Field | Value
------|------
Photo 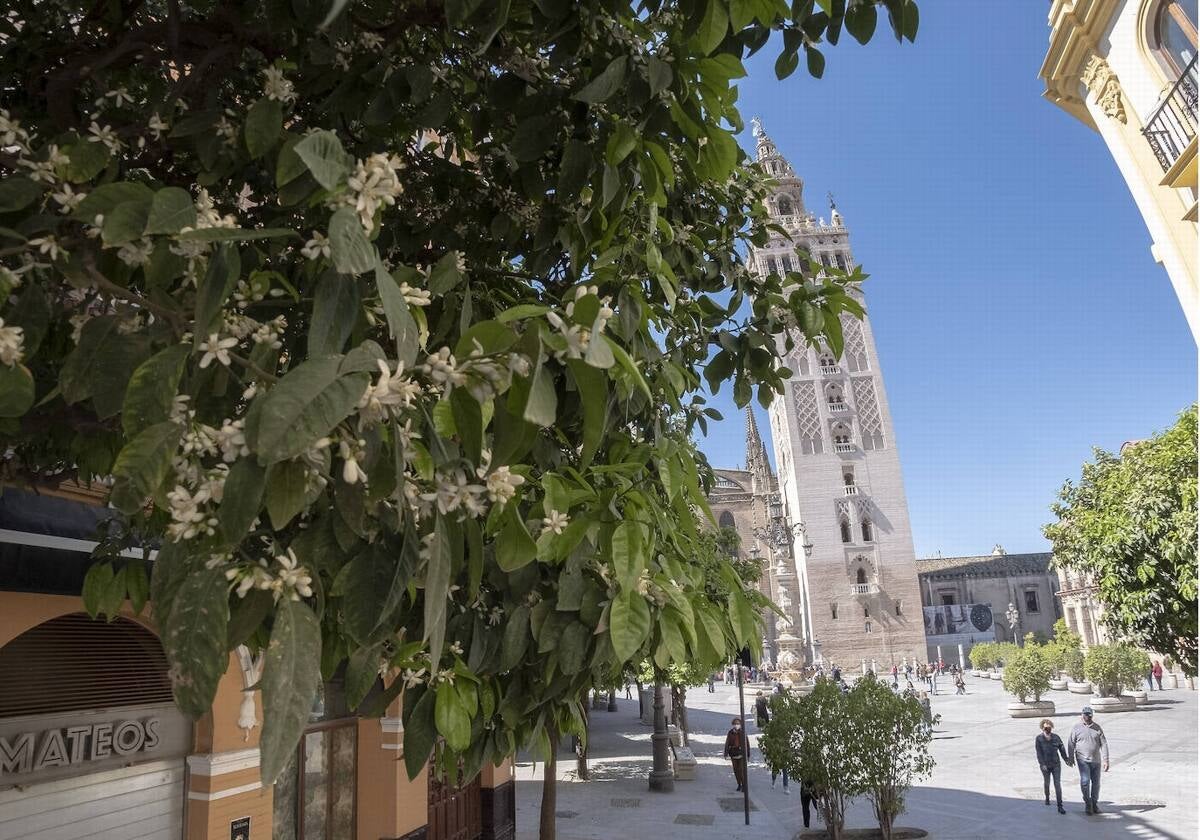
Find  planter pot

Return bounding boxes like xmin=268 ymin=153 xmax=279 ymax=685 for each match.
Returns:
xmin=1049 ymin=678 xmax=1068 ymax=691
xmin=989 ymin=671 xmax=1003 ymax=681
xmin=1067 ymin=681 xmax=1093 ymax=694
xmin=1127 ymin=690 xmax=1148 ymax=705
xmin=1187 ymin=676 xmax=1196 ymax=691
xmin=1166 ymin=673 xmax=1179 ymax=689
xmin=1090 ymin=695 xmax=1134 ymax=713
xmin=1007 ymin=700 xmax=1055 ymax=718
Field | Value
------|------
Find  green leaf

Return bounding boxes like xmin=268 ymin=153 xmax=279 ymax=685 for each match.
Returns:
xmin=435 ymin=680 xmax=471 ymax=751
xmin=247 ymin=356 xmax=369 ymax=464
xmin=694 ymin=2 xmax=729 ymax=54
xmin=573 ymin=56 xmax=628 ymax=104
xmin=244 ymin=98 xmax=284 ymax=159
xmin=610 ymin=591 xmax=651 ymax=662
xmin=176 ymin=227 xmax=298 ymax=242
xmin=161 ymin=569 xmax=230 ymax=717
xmin=109 ymin=422 xmax=183 ymax=514
xmin=558 ymin=621 xmax=590 ymax=675
xmin=730 ymin=589 xmax=759 ymax=646
xmin=697 ymin=607 xmax=728 ymax=661
xmin=335 ymin=548 xmax=408 ymax=644
xmin=566 ymin=360 xmax=606 ymax=469
xmin=145 ymin=187 xmax=197 ymax=236
xmin=423 ymin=517 xmax=452 ymax=668
xmin=260 ymin=600 xmax=323 ymax=785
xmin=844 ymin=2 xmax=877 ymax=44
xmin=497 ymin=511 xmax=537 ymax=572
xmin=428 ymin=251 xmax=464 ymax=296
xmin=647 ymin=57 xmax=673 ymax=95
xmin=774 ymin=48 xmax=800 ymax=80
xmin=309 ymin=271 xmax=361 ymax=356
xmin=101 ymin=199 xmax=152 ymax=246
xmin=125 ymin=562 xmax=150 ymax=616
xmin=63 ymin=140 xmax=110 ymax=183
xmin=227 ymin=589 xmax=273 ymax=649
xmin=455 ymin=320 xmax=516 ymax=359
xmin=329 ymin=207 xmax=376 ymax=274
xmin=806 ymin=45 xmax=826 ymax=78
xmin=265 ymin=460 xmax=310 ymax=529
xmin=499 ymin=604 xmax=531 ymax=671
xmin=450 ymin=389 xmax=483 ymax=463
xmin=219 ymin=458 xmax=267 ymax=545
xmin=293 ymin=130 xmax=352 ymax=191
xmin=403 ymin=687 xmax=437 ymax=779
xmin=194 ymin=244 xmax=241 ymax=340
xmin=7 ymin=284 xmax=50 ymax=358
xmin=82 ymin=563 xmax=115 ymax=619
xmin=375 ymin=265 xmax=421 ymax=366
xmin=345 ymin=643 xmax=382 ymax=711
xmin=0 ymin=176 xmax=42 ymax=212
xmin=122 ymin=345 xmax=189 ymax=437
xmin=523 ymin=362 xmax=557 ymax=427
xmin=606 ymin=338 xmax=652 ymax=400
xmin=73 ymin=182 xmax=154 ymax=222
xmin=60 ymin=315 xmax=150 ymax=419
xmin=0 ymin=364 xmax=34 ymax=418
xmin=611 ymin=521 xmax=644 ymax=590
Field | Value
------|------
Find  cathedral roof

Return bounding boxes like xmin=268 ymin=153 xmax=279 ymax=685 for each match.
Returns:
xmin=916 ymin=552 xmax=1055 ymax=578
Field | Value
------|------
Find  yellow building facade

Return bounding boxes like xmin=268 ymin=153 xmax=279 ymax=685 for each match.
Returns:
xmin=1041 ymin=0 xmax=1198 ymax=339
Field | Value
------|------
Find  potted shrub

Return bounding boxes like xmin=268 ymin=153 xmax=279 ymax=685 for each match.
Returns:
xmin=1002 ymin=645 xmax=1055 ymax=717
xmin=1120 ymin=646 xmax=1152 ymax=705
xmin=991 ymin=642 xmax=1018 ymax=679
xmin=1061 ymin=646 xmax=1091 ymax=694
xmin=1044 ymin=642 xmax=1068 ymax=690
xmin=968 ymin=642 xmax=994 ymax=677
xmin=1083 ymin=644 xmax=1142 ymax=712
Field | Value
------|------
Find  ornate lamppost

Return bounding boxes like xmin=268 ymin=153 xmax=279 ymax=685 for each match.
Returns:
xmin=753 ymin=493 xmax=814 ymax=662
xmin=1006 ymin=602 xmax=1021 ymax=646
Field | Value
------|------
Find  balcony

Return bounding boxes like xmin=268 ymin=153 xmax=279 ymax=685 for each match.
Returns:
xmin=1143 ymin=56 xmax=1197 ymax=174
xmin=820 ymin=365 xmax=841 ymax=376
xmin=850 ymin=583 xmax=879 ymax=595
xmin=828 ymin=402 xmax=849 ymax=413
xmin=843 ymin=486 xmax=858 ymax=496
xmin=834 ymin=443 xmax=856 ymax=453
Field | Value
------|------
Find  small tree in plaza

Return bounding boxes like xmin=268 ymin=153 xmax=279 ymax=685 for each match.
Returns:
xmin=849 ymin=675 xmax=936 ymax=840
xmin=1061 ymin=646 xmax=1087 ymax=683
xmin=1085 ymin=644 xmax=1151 ymax=697
xmin=760 ymin=680 xmax=858 ymax=840
xmin=993 ymin=642 xmax=1020 ymax=669
xmin=968 ymin=641 xmax=996 ymax=671
xmin=1002 ymin=644 xmax=1053 ymax=703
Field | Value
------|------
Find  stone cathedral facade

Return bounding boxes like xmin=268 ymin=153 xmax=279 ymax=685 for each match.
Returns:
xmin=736 ymin=119 xmax=926 ymax=670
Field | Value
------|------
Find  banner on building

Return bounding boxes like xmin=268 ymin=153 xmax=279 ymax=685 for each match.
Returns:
xmin=922 ymin=603 xmax=996 ymax=645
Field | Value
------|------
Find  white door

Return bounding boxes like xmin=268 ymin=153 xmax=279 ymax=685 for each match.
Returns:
xmin=0 ymin=759 xmax=184 ymax=840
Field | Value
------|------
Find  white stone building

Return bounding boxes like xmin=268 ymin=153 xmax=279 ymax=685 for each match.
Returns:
xmin=1040 ymin=0 xmax=1198 ymax=340
xmin=747 ymin=120 xmax=927 ymax=671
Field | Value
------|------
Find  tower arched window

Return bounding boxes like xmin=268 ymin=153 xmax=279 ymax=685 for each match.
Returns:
xmin=831 ymin=422 xmax=852 ymax=446
xmin=861 ymin=519 xmax=873 ymax=542
xmin=719 ymin=510 xmax=736 ymax=530
xmin=1152 ymin=0 xmax=1197 ymax=77
xmin=840 ymin=518 xmax=852 ymax=544
xmin=826 ymin=383 xmax=845 ymax=409
xmin=842 ymin=469 xmax=855 ymax=487
xmin=777 ymin=197 xmax=793 ymax=216
xmin=856 ymin=567 xmax=867 ymax=585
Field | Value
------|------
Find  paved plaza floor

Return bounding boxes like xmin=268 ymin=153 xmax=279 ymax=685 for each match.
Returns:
xmin=514 ymin=674 xmax=1198 ymax=839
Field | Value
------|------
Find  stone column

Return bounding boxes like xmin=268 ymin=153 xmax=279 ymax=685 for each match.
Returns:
xmin=957 ymin=644 xmax=965 ymax=670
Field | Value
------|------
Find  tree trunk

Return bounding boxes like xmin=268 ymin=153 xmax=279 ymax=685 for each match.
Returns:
xmin=539 ymin=726 xmax=559 ymax=840
xmin=673 ymin=685 xmax=690 ymax=745
xmin=636 ymin=679 xmax=644 ymax=718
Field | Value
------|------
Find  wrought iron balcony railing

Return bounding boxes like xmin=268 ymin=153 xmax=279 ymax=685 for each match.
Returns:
xmin=1143 ymin=56 xmax=1197 ymax=173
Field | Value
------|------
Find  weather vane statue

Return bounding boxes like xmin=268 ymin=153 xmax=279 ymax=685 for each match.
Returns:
xmin=751 ymin=116 xmax=764 ymax=137
xmin=828 ymin=190 xmax=837 ymax=210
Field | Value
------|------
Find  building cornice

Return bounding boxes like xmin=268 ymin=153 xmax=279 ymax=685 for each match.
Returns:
xmin=1039 ymin=0 xmax=1122 ymax=130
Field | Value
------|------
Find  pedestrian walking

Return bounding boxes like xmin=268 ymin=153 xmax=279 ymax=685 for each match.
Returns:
xmin=1147 ymin=665 xmax=1155 ymax=692
xmin=758 ymin=735 xmax=790 ymax=793
xmin=1066 ymin=705 xmax=1110 ymax=815
xmin=891 ymin=664 xmax=899 ymax=682
xmin=1153 ymin=660 xmax=1164 ymax=691
xmin=930 ymin=669 xmax=938 ymax=695
xmin=918 ymin=691 xmax=933 ymax=733
xmin=954 ymin=673 xmax=966 ymax=695
xmin=722 ymin=717 xmax=748 ymax=792
xmin=755 ymin=691 xmax=770 ymax=728
xmin=624 ymin=682 xmax=632 ymax=700
xmin=1035 ymin=718 xmax=1071 ymax=814
xmin=799 ymin=775 xmax=819 ymax=829
xmin=708 ymin=673 xmax=716 ymax=693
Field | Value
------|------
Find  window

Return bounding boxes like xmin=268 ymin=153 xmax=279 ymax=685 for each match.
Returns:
xmin=1154 ymin=0 xmax=1198 ymax=77
xmin=861 ymin=519 xmax=873 ymax=542
xmin=842 ymin=470 xmax=854 ymax=487
xmin=766 ymin=256 xmax=778 ymax=275
xmin=895 ymin=601 xmax=902 ymax=616
xmin=863 ymin=605 xmax=870 ymax=618
xmin=777 ymin=197 xmax=793 ymax=215
xmin=856 ymin=567 xmax=868 ymax=585
xmin=840 ymin=518 xmax=852 ymax=543
xmin=820 ymin=253 xmax=831 ymax=267
xmin=831 ymin=603 xmax=839 ymax=620
xmin=1024 ymin=589 xmax=1040 ymax=614
xmin=834 ymin=253 xmax=847 ymax=270
xmin=940 ymin=593 xmax=956 ymax=606
xmin=865 ymin=621 xmax=872 ymax=633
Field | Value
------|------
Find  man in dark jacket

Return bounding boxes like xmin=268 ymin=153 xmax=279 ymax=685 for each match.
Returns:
xmin=723 ymin=717 xmax=748 ymax=792
xmin=1035 ymin=718 xmax=1071 ymax=814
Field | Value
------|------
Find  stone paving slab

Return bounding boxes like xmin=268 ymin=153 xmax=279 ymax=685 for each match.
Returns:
xmin=515 ymin=676 xmax=1198 ymax=840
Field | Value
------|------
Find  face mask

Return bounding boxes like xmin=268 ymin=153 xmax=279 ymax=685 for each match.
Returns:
xmin=1043 ymin=728 xmax=1051 ymax=734
xmin=733 ymin=723 xmax=741 ymax=729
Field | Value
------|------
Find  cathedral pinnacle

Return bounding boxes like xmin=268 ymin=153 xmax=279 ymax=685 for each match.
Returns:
xmin=744 ymin=409 xmax=773 ymax=485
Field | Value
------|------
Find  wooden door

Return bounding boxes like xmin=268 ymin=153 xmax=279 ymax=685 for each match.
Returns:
xmin=427 ymin=764 xmax=481 ymax=840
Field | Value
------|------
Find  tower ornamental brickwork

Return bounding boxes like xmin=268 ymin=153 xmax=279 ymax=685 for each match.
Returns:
xmin=750 ymin=118 xmax=926 ymax=670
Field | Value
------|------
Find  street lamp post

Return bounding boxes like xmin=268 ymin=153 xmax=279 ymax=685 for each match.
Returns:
xmin=1006 ymin=602 xmax=1021 ymax=646
xmin=753 ymin=493 xmax=815 ymax=661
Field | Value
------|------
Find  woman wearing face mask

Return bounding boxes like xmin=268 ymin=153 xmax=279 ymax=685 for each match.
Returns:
xmin=1035 ymin=718 xmax=1071 ymax=814
xmin=723 ymin=717 xmax=748 ymax=792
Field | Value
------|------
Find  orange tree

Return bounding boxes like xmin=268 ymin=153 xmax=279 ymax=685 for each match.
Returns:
xmin=0 ymin=0 xmax=918 ymax=806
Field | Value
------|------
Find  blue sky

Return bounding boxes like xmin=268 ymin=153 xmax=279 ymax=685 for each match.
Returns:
xmin=694 ymin=4 xmax=1197 ymax=558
